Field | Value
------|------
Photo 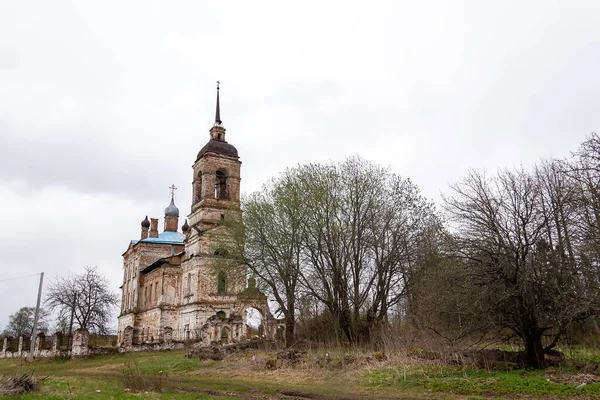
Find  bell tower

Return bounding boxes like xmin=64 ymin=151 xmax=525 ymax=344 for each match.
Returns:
xmin=188 ymin=82 xmax=241 ymax=232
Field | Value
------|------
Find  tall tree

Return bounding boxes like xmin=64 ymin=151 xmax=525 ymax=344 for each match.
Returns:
xmin=296 ymin=157 xmax=438 ymax=343
xmin=224 ymin=157 xmax=439 ymax=346
xmin=227 ymin=169 xmax=305 ymax=347
xmin=45 ymin=266 xmax=119 ymax=335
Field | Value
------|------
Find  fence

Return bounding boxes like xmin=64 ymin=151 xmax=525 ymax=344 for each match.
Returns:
xmin=57 ymin=333 xmax=72 ymax=351
xmin=6 ymin=337 xmax=19 ymax=352
xmin=89 ymin=334 xmax=117 ymax=348
xmin=40 ymin=335 xmax=54 ymax=350
xmin=0 ymin=330 xmax=117 ymax=359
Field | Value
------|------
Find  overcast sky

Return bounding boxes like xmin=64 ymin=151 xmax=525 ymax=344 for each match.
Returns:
xmin=1 ymin=0 xmax=599 ymax=331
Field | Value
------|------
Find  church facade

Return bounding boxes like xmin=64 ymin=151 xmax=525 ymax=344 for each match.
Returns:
xmin=117 ymin=87 xmax=282 ymax=349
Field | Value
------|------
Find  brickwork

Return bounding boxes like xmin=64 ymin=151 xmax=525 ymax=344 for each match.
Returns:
xmin=164 ymin=215 xmax=178 ymax=232
xmin=149 ymin=218 xmax=159 ymax=238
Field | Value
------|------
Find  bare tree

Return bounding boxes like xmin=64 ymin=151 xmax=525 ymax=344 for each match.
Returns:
xmin=568 ymin=133 xmax=600 ymax=268
xmin=45 ymin=266 xmax=119 ymax=335
xmin=444 ymin=167 xmax=600 ymax=368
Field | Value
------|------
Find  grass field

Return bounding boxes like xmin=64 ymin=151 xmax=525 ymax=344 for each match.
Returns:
xmin=1 ymin=348 xmax=600 ymax=399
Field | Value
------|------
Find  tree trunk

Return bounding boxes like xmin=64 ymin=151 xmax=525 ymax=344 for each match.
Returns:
xmin=523 ymin=330 xmax=545 ymax=369
xmin=284 ymin=315 xmax=295 ymax=348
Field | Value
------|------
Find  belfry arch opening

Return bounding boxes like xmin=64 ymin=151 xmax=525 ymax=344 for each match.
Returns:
xmin=215 ymin=169 xmax=228 ymax=199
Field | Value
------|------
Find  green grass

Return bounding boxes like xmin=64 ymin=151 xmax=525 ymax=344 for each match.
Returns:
xmin=363 ymin=365 xmax=600 ymax=397
xmin=0 ymin=352 xmax=252 ymax=399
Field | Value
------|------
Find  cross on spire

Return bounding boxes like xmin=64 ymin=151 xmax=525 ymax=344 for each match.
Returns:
xmin=169 ymin=184 xmax=177 ymax=198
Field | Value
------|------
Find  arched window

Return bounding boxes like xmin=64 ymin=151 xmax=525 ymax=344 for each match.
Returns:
xmin=217 ymin=271 xmax=227 ymax=295
xmin=215 ymin=170 xmax=228 ymax=199
xmin=194 ymin=172 xmax=203 ymax=203
xmin=187 ymin=273 xmax=192 ymax=294
xmin=221 ymin=327 xmax=229 ymax=342
xmin=216 ymin=311 xmax=226 ymax=319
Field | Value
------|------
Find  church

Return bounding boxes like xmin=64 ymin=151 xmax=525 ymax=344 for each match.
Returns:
xmin=117 ymin=85 xmax=283 ymax=349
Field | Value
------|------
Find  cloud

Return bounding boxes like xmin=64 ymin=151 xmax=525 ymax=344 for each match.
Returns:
xmin=1 ymin=0 xmax=600 ymax=330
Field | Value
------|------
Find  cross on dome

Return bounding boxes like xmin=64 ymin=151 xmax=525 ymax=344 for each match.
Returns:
xmin=169 ymin=184 xmax=177 ymax=198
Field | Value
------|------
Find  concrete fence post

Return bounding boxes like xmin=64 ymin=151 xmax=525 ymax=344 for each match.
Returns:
xmin=17 ymin=336 xmax=23 ymax=357
xmin=71 ymin=329 xmax=90 ymax=357
xmin=1 ymin=337 xmax=7 ymax=358
xmin=35 ymin=333 xmax=46 ymax=357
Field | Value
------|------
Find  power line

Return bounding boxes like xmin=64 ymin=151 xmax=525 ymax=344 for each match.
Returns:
xmin=0 ymin=272 xmax=41 ymax=284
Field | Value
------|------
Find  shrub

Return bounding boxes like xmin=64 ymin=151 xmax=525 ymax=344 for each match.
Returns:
xmin=120 ymin=359 xmax=165 ymax=392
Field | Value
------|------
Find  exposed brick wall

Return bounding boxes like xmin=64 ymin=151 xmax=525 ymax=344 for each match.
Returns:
xmin=164 ymin=215 xmax=178 ymax=232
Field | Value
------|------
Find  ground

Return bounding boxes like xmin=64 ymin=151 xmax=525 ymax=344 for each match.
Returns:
xmin=1 ymin=348 xmax=600 ymax=399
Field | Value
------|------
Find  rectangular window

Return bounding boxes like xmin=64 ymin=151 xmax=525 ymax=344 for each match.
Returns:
xmin=155 ymin=282 xmax=158 ymax=301
xmin=187 ymin=273 xmax=192 ymax=294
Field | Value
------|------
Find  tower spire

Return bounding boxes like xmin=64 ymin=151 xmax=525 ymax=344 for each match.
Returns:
xmin=215 ymin=81 xmax=222 ymax=126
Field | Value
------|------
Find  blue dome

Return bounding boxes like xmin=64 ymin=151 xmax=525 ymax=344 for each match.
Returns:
xmin=164 ymin=198 xmax=179 ymax=217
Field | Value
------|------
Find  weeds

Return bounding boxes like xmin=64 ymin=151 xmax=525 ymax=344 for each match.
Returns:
xmin=120 ymin=358 xmax=166 ymax=392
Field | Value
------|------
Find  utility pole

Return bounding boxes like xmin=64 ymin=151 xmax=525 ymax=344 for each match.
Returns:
xmin=67 ymin=291 xmax=78 ymax=350
xmin=27 ymin=272 xmax=44 ymax=362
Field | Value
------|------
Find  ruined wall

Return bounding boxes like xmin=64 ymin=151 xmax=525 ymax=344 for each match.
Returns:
xmin=0 ymin=330 xmax=118 ymax=359
xmin=117 ymin=313 xmax=135 ymax=343
xmin=134 ymin=308 xmax=163 ymax=344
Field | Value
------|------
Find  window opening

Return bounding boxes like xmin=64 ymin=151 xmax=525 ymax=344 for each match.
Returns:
xmin=221 ymin=327 xmax=229 ymax=342
xmin=194 ymin=172 xmax=203 ymax=203
xmin=217 ymin=271 xmax=227 ymax=295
